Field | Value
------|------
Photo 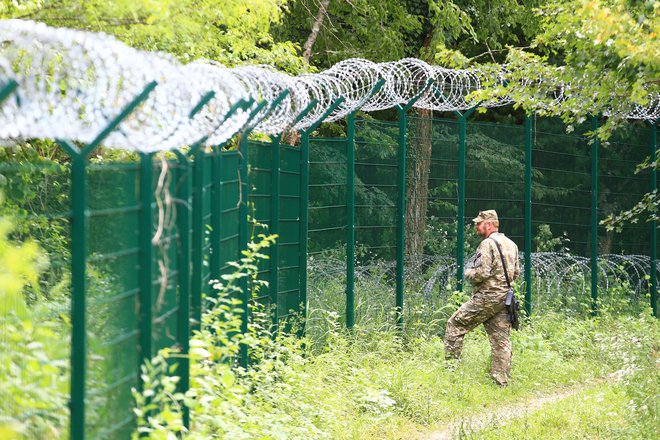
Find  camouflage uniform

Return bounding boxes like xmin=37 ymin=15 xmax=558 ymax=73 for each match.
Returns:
xmin=444 ymin=214 xmax=519 ymax=386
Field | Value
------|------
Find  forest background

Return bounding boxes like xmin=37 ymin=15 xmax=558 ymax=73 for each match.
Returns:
xmin=1 ymin=0 xmax=658 ymax=249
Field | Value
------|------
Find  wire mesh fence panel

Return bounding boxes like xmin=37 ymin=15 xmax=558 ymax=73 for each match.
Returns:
xmin=598 ymin=124 xmax=657 ymax=308
xmin=465 ymin=120 xmax=526 ymax=249
xmin=219 ymin=151 xmax=241 ymax=279
xmin=528 ymin=118 xmax=600 ymax=317
xmin=307 ymin=137 xmax=348 ymax=333
xmin=354 ymin=119 xmax=398 ymax=260
xmin=278 ymin=145 xmax=303 ymax=322
xmin=531 ymin=118 xmax=593 ymax=255
xmin=353 ymin=119 xmax=399 ymax=325
xmin=308 ymin=138 xmax=348 ymax=256
xmin=405 ymin=116 xmax=462 ymax=313
xmin=412 ymin=116 xmax=460 ymax=259
xmin=405 ymin=117 xmax=465 ymax=321
xmin=601 ymin=124 xmax=655 ymax=255
xmin=86 ymin=162 xmax=141 ymax=438
xmin=0 ymin=159 xmax=72 ymax=438
xmin=151 ymin=160 xmax=181 ymax=355
xmin=248 ymin=141 xmax=273 ymax=309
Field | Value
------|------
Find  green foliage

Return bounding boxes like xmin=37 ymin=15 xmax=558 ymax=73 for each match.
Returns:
xmin=0 ymin=156 xmax=70 ymax=299
xmin=602 ymin=188 xmax=659 ymax=232
xmin=276 ymin=0 xmax=544 ymax=67
xmin=534 ymin=223 xmax=570 ymax=252
xmin=133 ymin=352 xmax=185 ymax=439
xmin=275 ymin=0 xmax=423 ymax=66
xmin=2 ymin=0 xmax=307 ymax=72
xmin=450 ymin=0 xmax=543 ymax=58
xmin=0 ymin=214 xmax=42 ymax=316
xmin=471 ymin=0 xmax=659 ymax=134
xmin=425 ymin=219 xmax=482 ymax=257
xmin=0 ymin=311 xmax=70 ymax=439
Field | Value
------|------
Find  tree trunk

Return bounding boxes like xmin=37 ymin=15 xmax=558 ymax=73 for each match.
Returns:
xmin=302 ymin=0 xmax=331 ymax=63
xmin=405 ymin=108 xmax=433 ymax=258
xmin=402 ymin=29 xmax=436 ymax=260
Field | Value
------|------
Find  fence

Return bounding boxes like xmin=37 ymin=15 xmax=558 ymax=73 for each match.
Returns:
xmin=1 ymin=139 xmax=305 ymax=437
xmin=308 ymin=116 xmax=658 ymax=318
xmin=2 ymin=113 xmax=658 ymax=438
xmin=1 ymin=21 xmax=658 ymax=439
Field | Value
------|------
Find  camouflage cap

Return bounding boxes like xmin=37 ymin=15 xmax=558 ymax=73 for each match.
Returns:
xmin=472 ymin=209 xmax=498 ymax=223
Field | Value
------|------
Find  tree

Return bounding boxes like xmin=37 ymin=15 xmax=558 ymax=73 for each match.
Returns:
xmin=475 ymin=0 xmax=658 ymax=128
xmin=276 ymin=0 xmax=545 ymax=257
xmin=2 ymin=0 xmax=307 ymax=72
xmin=467 ymin=0 xmax=659 ymax=228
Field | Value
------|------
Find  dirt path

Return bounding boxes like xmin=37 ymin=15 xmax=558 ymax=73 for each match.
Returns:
xmin=424 ymin=378 xmax=611 ymax=440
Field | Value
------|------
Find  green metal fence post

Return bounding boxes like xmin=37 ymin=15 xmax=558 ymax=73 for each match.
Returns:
xmin=210 ymin=148 xmax=222 ymax=290
xmin=238 ymin=131 xmax=251 ymax=368
xmin=524 ymin=115 xmax=533 ymax=317
xmin=58 ymin=80 xmax=157 ymax=440
xmin=238 ymin=100 xmax=270 ymax=368
xmin=590 ymin=115 xmax=600 ymax=316
xmin=191 ymin=148 xmax=205 ymax=330
xmin=271 ymin=133 xmax=282 ymax=328
xmin=267 ymin=93 xmax=316 ymax=330
xmin=651 ymin=121 xmax=658 ymax=317
xmin=166 ymin=91 xmax=216 ymax=429
xmin=264 ymin=92 xmax=293 ymax=330
xmin=253 ymin=93 xmax=291 ymax=327
xmin=173 ymin=149 xmax=193 ymax=429
xmin=138 ymin=152 xmax=154 ymax=374
xmin=299 ymin=98 xmax=343 ymax=335
xmin=173 ymin=141 xmax=208 ymax=428
xmin=185 ymin=91 xmax=223 ymax=320
xmin=299 ymin=132 xmax=310 ymax=333
xmin=454 ymin=105 xmax=478 ymax=292
xmin=395 ymin=80 xmax=434 ymax=330
xmin=266 ymin=98 xmax=318 ymax=332
xmin=346 ymin=111 xmax=357 ymax=329
xmin=0 ymin=79 xmax=18 ymax=104
xmin=59 ymin=147 xmax=88 ymax=440
xmin=395 ymin=111 xmax=407 ymax=330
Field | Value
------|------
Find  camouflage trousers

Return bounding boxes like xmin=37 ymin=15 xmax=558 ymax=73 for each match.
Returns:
xmin=444 ymin=292 xmax=512 ymax=385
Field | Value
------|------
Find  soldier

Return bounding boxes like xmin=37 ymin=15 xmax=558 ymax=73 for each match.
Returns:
xmin=443 ymin=209 xmax=519 ymax=386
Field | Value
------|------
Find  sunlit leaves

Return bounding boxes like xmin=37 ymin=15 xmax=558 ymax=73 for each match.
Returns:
xmin=3 ymin=0 xmax=307 ymax=73
xmin=0 ymin=216 xmax=43 ymax=317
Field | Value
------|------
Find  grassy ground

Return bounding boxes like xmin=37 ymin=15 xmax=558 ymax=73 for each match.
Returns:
xmin=137 ymin=306 xmax=659 ymax=439
xmin=456 ymin=382 xmax=637 ymax=439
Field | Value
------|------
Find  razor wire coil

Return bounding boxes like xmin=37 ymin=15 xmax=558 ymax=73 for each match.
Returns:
xmin=0 ymin=19 xmax=657 ymax=152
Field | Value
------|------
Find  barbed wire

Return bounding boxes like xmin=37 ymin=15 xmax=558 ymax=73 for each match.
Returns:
xmin=304 ymin=252 xmax=657 ymax=330
xmin=0 ymin=20 xmax=657 ymax=152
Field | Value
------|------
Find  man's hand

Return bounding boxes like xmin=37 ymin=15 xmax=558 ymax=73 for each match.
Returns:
xmin=464 ymin=268 xmax=477 ymax=284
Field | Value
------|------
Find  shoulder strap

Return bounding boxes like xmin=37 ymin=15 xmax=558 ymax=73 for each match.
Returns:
xmin=489 ymin=237 xmax=511 ymax=288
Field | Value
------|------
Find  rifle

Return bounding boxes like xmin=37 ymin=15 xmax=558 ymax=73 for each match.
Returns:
xmin=490 ymin=238 xmax=521 ymax=330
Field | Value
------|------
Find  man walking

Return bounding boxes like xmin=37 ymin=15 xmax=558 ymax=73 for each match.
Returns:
xmin=444 ymin=209 xmax=519 ymax=386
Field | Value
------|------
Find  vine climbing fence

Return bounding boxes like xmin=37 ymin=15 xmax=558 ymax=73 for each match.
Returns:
xmin=0 ymin=19 xmax=658 ymax=440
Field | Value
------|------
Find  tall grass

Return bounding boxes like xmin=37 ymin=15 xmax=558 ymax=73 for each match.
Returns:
xmin=3 ymin=222 xmax=657 ymax=439
xmin=135 ymin=275 xmax=659 ymax=439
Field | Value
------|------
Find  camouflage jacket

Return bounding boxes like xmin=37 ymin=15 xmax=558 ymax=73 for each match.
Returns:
xmin=464 ymin=232 xmax=520 ymax=295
